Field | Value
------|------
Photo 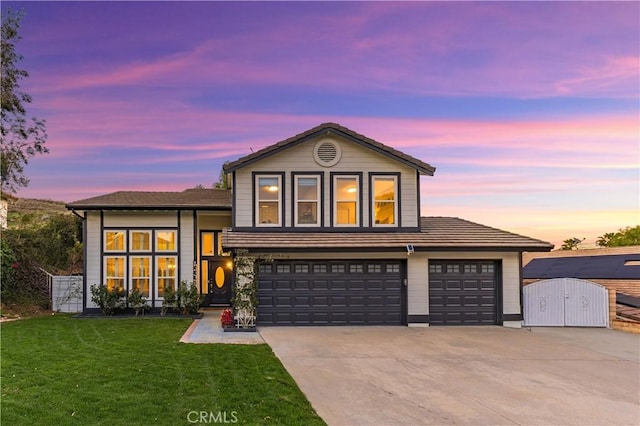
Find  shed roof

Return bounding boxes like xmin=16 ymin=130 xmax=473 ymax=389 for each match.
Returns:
xmin=66 ymin=189 xmax=232 ymax=210
xmin=222 ymin=217 xmax=553 ymax=252
xmin=223 ymin=122 xmax=436 ymax=176
xmin=523 ymin=254 xmax=640 ymax=280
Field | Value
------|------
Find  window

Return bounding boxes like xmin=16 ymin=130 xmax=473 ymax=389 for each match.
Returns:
xmin=105 ymin=231 xmax=126 ymax=252
xmin=104 ymin=257 xmax=125 ymax=291
xmin=313 ymin=264 xmax=328 ymax=274
xmin=367 ymin=264 xmax=382 ymax=273
xmin=464 ymin=264 xmax=477 ymax=274
xmin=446 ymin=265 xmax=460 ymax=273
xmin=387 ymin=264 xmax=400 ymax=273
xmin=481 ymin=264 xmax=495 ymax=274
xmin=130 ymin=231 xmax=151 ymax=252
xmin=372 ymin=176 xmax=397 ymax=226
xmin=156 ymin=256 xmax=177 ymax=298
xmin=258 ymin=264 xmax=272 ymax=274
xmin=294 ymin=264 xmax=309 ymax=274
xmin=429 ymin=264 xmax=442 ymax=273
xmin=130 ymin=257 xmax=150 ymax=297
xmin=156 ymin=231 xmax=176 ymax=251
xmin=201 ymin=232 xmax=215 ymax=256
xmin=256 ymin=175 xmax=281 ymax=226
xmin=331 ymin=264 xmax=345 ymax=273
xmin=334 ymin=175 xmax=359 ymax=226
xmin=295 ymin=175 xmax=320 ymax=226
xmin=349 ymin=264 xmax=364 ymax=273
xmin=276 ymin=264 xmax=291 ymax=274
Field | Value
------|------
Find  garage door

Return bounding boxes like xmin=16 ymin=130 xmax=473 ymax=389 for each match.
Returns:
xmin=429 ymin=261 xmax=498 ymax=325
xmin=257 ymin=260 xmax=405 ymax=325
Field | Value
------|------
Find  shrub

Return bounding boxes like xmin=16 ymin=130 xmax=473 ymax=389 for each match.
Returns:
xmin=127 ymin=288 xmax=150 ymax=316
xmin=90 ymin=284 xmax=125 ymax=315
xmin=176 ymin=281 xmax=203 ymax=315
xmin=161 ymin=285 xmax=178 ymax=316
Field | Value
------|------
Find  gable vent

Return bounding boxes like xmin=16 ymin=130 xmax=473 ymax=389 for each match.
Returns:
xmin=313 ymin=138 xmax=342 ymax=167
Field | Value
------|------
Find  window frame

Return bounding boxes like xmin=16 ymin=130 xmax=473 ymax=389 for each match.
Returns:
xmin=332 ymin=173 xmax=361 ymax=227
xmin=370 ymin=174 xmax=400 ymax=228
xmin=129 ymin=230 xmax=152 ymax=252
xmin=104 ymin=256 xmax=126 ymax=291
xmin=254 ymin=173 xmax=283 ymax=227
xmin=155 ymin=255 xmax=178 ymax=299
xmin=129 ymin=256 xmax=151 ymax=297
xmin=293 ymin=173 xmax=322 ymax=227
xmin=104 ymin=230 xmax=126 ymax=252
xmin=155 ymin=230 xmax=177 ymax=252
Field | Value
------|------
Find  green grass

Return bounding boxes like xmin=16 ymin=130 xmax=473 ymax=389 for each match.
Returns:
xmin=1 ymin=315 xmax=325 ymax=425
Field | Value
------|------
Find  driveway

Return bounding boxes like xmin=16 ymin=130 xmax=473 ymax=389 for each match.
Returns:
xmin=259 ymin=326 xmax=640 ymax=425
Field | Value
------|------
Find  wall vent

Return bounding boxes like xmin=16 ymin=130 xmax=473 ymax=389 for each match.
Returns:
xmin=313 ymin=139 xmax=341 ymax=167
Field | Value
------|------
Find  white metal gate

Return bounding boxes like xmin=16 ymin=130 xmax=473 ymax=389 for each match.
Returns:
xmin=523 ymin=278 xmax=608 ymax=327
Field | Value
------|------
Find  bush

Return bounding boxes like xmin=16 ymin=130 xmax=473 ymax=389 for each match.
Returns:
xmin=127 ymin=288 xmax=150 ymax=316
xmin=90 ymin=284 xmax=125 ymax=315
xmin=176 ymin=281 xmax=203 ymax=315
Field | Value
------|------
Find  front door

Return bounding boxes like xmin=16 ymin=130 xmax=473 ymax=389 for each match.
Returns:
xmin=202 ymin=259 xmax=233 ymax=306
xmin=200 ymin=231 xmax=233 ymax=306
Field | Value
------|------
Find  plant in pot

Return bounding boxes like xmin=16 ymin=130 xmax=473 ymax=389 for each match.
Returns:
xmin=220 ymin=308 xmax=234 ymax=328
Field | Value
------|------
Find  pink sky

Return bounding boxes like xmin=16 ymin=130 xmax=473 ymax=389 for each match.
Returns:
xmin=7 ymin=1 xmax=639 ymax=248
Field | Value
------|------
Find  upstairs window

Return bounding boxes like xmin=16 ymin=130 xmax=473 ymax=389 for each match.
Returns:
xmin=130 ymin=231 xmax=151 ymax=252
xmin=256 ymin=175 xmax=281 ymax=226
xmin=295 ymin=175 xmax=320 ymax=226
xmin=334 ymin=175 xmax=359 ymax=226
xmin=372 ymin=176 xmax=398 ymax=227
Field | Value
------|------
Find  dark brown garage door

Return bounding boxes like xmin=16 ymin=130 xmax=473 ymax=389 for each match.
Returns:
xmin=429 ymin=261 xmax=498 ymax=325
xmin=257 ymin=260 xmax=405 ymax=325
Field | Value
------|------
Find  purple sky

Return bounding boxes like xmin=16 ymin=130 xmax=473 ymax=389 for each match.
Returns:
xmin=7 ymin=1 xmax=639 ymax=247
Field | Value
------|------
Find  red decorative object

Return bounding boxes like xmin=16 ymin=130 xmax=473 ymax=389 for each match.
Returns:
xmin=220 ymin=308 xmax=234 ymax=327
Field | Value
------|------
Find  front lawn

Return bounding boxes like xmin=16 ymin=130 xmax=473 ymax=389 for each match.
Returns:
xmin=1 ymin=315 xmax=324 ymax=425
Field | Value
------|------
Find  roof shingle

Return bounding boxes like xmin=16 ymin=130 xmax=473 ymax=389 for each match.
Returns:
xmin=222 ymin=217 xmax=553 ymax=252
xmin=66 ymin=189 xmax=232 ymax=210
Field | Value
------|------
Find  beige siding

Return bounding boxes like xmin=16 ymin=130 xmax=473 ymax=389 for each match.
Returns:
xmin=197 ymin=212 xmax=232 ymax=230
xmin=85 ymin=211 xmax=101 ymax=308
xmin=179 ymin=212 xmax=195 ymax=283
xmin=103 ymin=211 xmax=178 ymax=228
xmin=233 ymin=134 xmax=419 ymax=228
xmin=407 ymin=252 xmax=522 ymax=318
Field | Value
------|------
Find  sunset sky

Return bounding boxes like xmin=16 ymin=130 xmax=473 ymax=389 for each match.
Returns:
xmin=6 ymin=1 xmax=639 ymax=248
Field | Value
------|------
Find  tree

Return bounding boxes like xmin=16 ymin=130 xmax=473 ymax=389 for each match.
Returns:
xmin=596 ymin=226 xmax=640 ymax=247
xmin=214 ymin=162 xmax=230 ymax=189
xmin=560 ymin=237 xmax=583 ymax=251
xmin=1 ymin=9 xmax=48 ymax=195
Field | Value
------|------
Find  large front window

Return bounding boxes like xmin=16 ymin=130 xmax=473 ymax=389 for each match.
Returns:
xmin=372 ymin=176 xmax=398 ymax=226
xmin=334 ymin=175 xmax=359 ymax=226
xmin=104 ymin=257 xmax=125 ymax=291
xmin=156 ymin=256 xmax=177 ymax=298
xmin=295 ymin=175 xmax=320 ymax=226
xmin=256 ymin=175 xmax=281 ymax=226
xmin=130 ymin=257 xmax=150 ymax=296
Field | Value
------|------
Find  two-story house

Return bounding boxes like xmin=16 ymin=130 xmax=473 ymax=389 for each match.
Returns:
xmin=66 ymin=123 xmax=553 ymax=327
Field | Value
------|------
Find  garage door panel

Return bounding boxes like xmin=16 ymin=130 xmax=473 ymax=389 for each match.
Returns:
xmin=429 ymin=261 xmax=498 ymax=325
xmin=258 ymin=260 xmax=404 ymax=326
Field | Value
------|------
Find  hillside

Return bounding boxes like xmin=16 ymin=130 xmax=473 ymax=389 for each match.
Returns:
xmin=3 ymin=195 xmax=70 ymax=229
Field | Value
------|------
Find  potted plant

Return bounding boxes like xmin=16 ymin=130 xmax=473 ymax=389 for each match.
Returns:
xmin=220 ymin=308 xmax=234 ymax=329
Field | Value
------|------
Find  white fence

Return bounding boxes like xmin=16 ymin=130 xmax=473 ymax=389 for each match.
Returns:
xmin=48 ymin=275 xmax=83 ymax=313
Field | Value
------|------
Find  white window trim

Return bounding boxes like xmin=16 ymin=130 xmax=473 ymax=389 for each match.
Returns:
xmin=129 ymin=256 xmax=151 ymax=297
xmin=255 ymin=174 xmax=282 ymax=227
xmin=103 ymin=256 xmax=126 ymax=290
xmin=333 ymin=175 xmax=360 ymax=227
xmin=104 ymin=230 xmax=126 ymax=252
xmin=155 ymin=230 xmax=177 ymax=252
xmin=294 ymin=175 xmax=321 ymax=227
xmin=155 ymin=255 xmax=178 ymax=299
xmin=372 ymin=175 xmax=398 ymax=228
xmin=129 ymin=230 xmax=152 ymax=252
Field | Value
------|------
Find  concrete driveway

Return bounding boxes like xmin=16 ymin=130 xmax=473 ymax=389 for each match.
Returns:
xmin=259 ymin=326 xmax=640 ymax=425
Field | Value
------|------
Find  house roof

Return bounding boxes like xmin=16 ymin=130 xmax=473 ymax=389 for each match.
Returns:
xmin=222 ymin=217 xmax=553 ymax=252
xmin=223 ymin=122 xmax=436 ymax=176
xmin=66 ymin=189 xmax=232 ymax=211
xmin=523 ymin=254 xmax=640 ymax=280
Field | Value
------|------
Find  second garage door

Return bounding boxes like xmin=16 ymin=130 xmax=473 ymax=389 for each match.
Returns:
xmin=257 ymin=260 xmax=405 ymax=325
xmin=429 ymin=260 xmax=499 ymax=325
